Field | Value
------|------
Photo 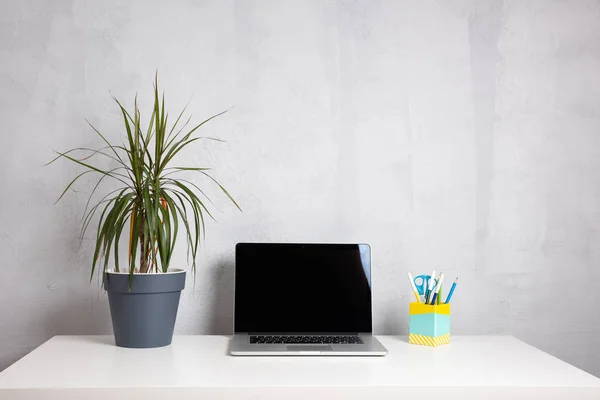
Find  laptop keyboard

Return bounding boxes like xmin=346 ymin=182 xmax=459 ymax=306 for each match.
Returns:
xmin=249 ymin=335 xmax=363 ymax=344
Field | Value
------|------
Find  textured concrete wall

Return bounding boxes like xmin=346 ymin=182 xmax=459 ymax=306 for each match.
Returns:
xmin=2 ymin=0 xmax=600 ymax=376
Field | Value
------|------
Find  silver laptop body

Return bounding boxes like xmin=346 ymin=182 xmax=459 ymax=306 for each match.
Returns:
xmin=230 ymin=243 xmax=387 ymax=356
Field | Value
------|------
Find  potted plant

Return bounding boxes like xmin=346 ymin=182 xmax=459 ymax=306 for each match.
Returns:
xmin=49 ymin=76 xmax=240 ymax=348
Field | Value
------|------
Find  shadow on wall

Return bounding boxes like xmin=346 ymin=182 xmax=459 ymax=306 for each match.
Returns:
xmin=39 ymin=258 xmax=236 ymax=343
xmin=42 ymin=294 xmax=112 ymax=338
xmin=207 ymin=257 xmax=235 ymax=335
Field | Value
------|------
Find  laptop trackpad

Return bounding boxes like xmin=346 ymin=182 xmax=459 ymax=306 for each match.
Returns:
xmin=286 ymin=345 xmax=332 ymax=352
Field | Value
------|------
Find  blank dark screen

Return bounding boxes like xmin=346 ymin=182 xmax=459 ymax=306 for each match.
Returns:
xmin=234 ymin=243 xmax=372 ymax=333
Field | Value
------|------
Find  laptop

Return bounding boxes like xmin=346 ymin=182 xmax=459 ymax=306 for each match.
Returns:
xmin=230 ymin=243 xmax=388 ymax=356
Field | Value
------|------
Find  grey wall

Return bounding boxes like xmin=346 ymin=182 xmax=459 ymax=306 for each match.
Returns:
xmin=1 ymin=0 xmax=600 ymax=376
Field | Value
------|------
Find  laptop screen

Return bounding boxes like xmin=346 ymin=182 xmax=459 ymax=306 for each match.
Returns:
xmin=234 ymin=243 xmax=372 ymax=333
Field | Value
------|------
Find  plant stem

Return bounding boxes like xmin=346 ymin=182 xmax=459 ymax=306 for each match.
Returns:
xmin=139 ymin=215 xmax=149 ymax=273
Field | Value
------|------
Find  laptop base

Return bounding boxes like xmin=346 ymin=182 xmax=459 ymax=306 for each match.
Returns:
xmin=230 ymin=333 xmax=387 ymax=356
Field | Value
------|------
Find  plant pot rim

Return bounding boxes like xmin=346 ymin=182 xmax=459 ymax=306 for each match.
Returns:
xmin=105 ymin=268 xmax=186 ymax=275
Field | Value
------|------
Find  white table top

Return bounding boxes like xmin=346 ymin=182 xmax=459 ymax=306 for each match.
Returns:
xmin=1 ymin=335 xmax=599 ymax=400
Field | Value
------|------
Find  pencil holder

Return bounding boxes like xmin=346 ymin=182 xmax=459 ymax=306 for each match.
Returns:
xmin=408 ymin=302 xmax=450 ymax=347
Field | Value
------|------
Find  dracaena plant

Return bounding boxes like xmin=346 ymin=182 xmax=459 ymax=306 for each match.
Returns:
xmin=49 ymin=76 xmax=240 ymax=281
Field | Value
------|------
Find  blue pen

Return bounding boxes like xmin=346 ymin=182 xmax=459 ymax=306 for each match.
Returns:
xmin=430 ymin=292 xmax=437 ymax=305
xmin=444 ymin=278 xmax=459 ymax=304
xmin=430 ymin=273 xmax=444 ymax=305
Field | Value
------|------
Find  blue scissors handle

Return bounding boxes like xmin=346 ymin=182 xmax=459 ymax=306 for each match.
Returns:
xmin=413 ymin=275 xmax=437 ymax=296
xmin=413 ymin=275 xmax=428 ymax=295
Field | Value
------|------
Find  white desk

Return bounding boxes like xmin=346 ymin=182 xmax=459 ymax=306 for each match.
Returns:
xmin=1 ymin=335 xmax=599 ymax=399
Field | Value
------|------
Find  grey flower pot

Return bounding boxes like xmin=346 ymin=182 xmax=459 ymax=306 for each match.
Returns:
xmin=103 ymin=269 xmax=186 ymax=348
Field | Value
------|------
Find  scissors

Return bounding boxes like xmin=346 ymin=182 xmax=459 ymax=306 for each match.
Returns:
xmin=413 ymin=275 xmax=437 ymax=296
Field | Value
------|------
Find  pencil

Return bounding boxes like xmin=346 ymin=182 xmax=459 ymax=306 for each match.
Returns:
xmin=444 ymin=278 xmax=459 ymax=304
xmin=408 ymin=273 xmax=421 ymax=303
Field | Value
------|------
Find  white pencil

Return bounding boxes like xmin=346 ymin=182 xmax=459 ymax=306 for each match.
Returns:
xmin=407 ymin=273 xmax=421 ymax=303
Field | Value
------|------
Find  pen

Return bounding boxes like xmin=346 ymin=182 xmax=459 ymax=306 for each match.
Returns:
xmin=426 ymin=270 xmax=435 ymax=303
xmin=407 ymin=273 xmax=421 ymax=303
xmin=437 ymin=283 xmax=442 ymax=305
xmin=430 ymin=273 xmax=444 ymax=305
xmin=444 ymin=277 xmax=459 ymax=304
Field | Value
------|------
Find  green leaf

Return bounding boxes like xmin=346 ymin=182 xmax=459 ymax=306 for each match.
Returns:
xmin=164 ymin=109 xmax=228 ymax=153
xmin=90 ymin=194 xmax=119 ymax=281
xmin=170 ymin=190 xmax=194 ymax=264
xmin=53 ymin=170 xmax=93 ymax=204
xmin=162 ymin=177 xmax=219 ymax=211
xmin=80 ymin=168 xmax=129 ymax=223
xmin=78 ymin=187 xmax=127 ymax=254
xmin=170 ymin=188 xmax=202 ymax=274
xmin=164 ymin=167 xmax=212 ymax=172
xmin=52 ymin=150 xmax=131 ymax=187
xmin=128 ymin=205 xmax=141 ymax=287
xmin=170 ymin=181 xmax=207 ymax=236
xmin=44 ymin=146 xmax=128 ymax=168
xmin=159 ymin=109 xmax=229 ymax=174
xmin=156 ymin=198 xmax=169 ymax=267
xmin=85 ymin=119 xmax=129 ymax=168
xmin=141 ymin=183 xmax=158 ymax=271
xmin=113 ymin=202 xmax=133 ymax=273
xmin=101 ymin=191 xmax=133 ymax=272
xmin=171 ymin=180 xmax=215 ymax=222
xmin=199 ymin=171 xmax=242 ymax=211
xmin=161 ymin=191 xmax=179 ymax=266
xmin=165 ymin=99 xmax=191 ymax=144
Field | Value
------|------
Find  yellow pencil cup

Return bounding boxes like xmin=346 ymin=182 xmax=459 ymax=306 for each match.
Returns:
xmin=408 ymin=302 xmax=450 ymax=347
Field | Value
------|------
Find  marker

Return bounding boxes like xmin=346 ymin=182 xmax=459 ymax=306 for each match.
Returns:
xmin=407 ymin=273 xmax=421 ymax=303
xmin=425 ymin=270 xmax=436 ymax=303
xmin=430 ymin=273 xmax=444 ymax=305
xmin=444 ymin=277 xmax=459 ymax=304
xmin=437 ymin=284 xmax=442 ymax=305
